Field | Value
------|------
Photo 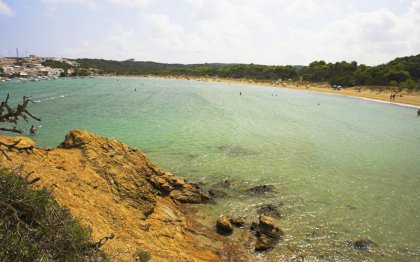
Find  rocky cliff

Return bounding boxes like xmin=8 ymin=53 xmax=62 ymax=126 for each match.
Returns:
xmin=0 ymin=130 xmax=250 ymax=261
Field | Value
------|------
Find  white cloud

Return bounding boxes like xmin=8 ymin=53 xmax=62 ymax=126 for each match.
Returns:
xmin=62 ymin=26 xmax=149 ymax=60
xmin=0 ymin=0 xmax=14 ymax=17
xmin=142 ymin=13 xmax=183 ymax=35
xmin=41 ymin=0 xmax=96 ymax=9
xmin=285 ymin=0 xmax=318 ymax=18
xmin=108 ymin=0 xmax=151 ymax=6
xmin=35 ymin=0 xmax=420 ymax=65
xmin=280 ymin=3 xmax=420 ymax=65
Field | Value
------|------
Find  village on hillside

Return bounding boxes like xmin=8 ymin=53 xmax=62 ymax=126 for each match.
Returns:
xmin=0 ymin=55 xmax=99 ymax=82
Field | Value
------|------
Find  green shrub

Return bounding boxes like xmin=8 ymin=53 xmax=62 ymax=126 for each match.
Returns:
xmin=0 ymin=172 xmax=107 ymax=261
xmin=134 ymin=250 xmax=151 ymax=262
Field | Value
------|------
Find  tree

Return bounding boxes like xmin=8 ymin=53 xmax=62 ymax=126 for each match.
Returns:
xmin=0 ymin=94 xmax=41 ymax=160
xmin=76 ymin=68 xmax=91 ymax=76
xmin=400 ymin=79 xmax=418 ymax=89
xmin=59 ymin=71 xmax=68 ymax=77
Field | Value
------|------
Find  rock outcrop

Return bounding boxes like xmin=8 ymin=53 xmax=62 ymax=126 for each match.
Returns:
xmin=0 ymin=130 xmax=251 ymax=261
xmin=252 ymin=214 xmax=284 ymax=252
xmin=245 ymin=184 xmax=276 ymax=194
xmin=216 ymin=216 xmax=234 ymax=234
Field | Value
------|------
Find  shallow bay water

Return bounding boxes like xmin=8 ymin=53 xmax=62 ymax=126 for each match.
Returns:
xmin=1 ymin=77 xmax=419 ymax=261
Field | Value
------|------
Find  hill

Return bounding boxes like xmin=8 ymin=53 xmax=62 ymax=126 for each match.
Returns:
xmin=75 ymin=54 xmax=420 ymax=89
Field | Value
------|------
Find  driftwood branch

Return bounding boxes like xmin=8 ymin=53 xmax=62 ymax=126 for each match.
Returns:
xmin=0 ymin=140 xmax=35 ymax=161
xmin=93 ymin=233 xmax=115 ymax=249
xmin=0 ymin=94 xmax=41 ymax=134
xmin=0 ymin=94 xmax=40 ymax=160
xmin=0 ymin=201 xmax=32 ymax=235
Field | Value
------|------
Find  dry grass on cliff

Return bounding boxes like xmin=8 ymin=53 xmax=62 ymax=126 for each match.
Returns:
xmin=0 ymin=171 xmax=107 ymax=261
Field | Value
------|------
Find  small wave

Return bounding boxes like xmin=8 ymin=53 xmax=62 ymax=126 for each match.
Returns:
xmin=354 ymin=96 xmax=419 ymax=108
xmin=34 ymin=94 xmax=68 ymax=103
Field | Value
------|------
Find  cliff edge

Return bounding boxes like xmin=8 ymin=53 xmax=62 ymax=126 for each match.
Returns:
xmin=0 ymin=130 xmax=249 ymax=261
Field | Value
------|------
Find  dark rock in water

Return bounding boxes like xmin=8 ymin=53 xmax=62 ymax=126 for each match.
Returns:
xmin=253 ymin=214 xmax=284 ymax=252
xmin=257 ymin=204 xmax=282 ymax=218
xmin=258 ymin=214 xmax=276 ymax=232
xmin=191 ymin=181 xmax=205 ymax=189
xmin=255 ymin=234 xmax=273 ymax=251
xmin=208 ymin=188 xmax=229 ymax=199
xmin=255 ymin=232 xmax=283 ymax=252
xmin=351 ymin=238 xmax=374 ymax=250
xmin=246 ymin=185 xmax=276 ymax=194
xmin=229 ymin=217 xmax=245 ymax=227
xmin=214 ymin=177 xmax=231 ymax=188
xmin=215 ymin=145 xmax=256 ymax=156
xmin=250 ymin=222 xmax=258 ymax=230
xmin=216 ymin=216 xmax=234 ymax=235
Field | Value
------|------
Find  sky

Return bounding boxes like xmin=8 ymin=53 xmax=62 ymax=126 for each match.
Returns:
xmin=0 ymin=0 xmax=419 ymax=66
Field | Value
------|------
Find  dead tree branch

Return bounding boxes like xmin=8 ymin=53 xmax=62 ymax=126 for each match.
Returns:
xmin=93 ymin=233 xmax=115 ymax=249
xmin=0 ymin=94 xmax=41 ymax=160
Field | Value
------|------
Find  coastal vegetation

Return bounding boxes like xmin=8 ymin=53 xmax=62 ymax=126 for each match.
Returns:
xmin=76 ymin=54 xmax=420 ymax=90
xmin=0 ymin=171 xmax=107 ymax=261
xmin=42 ymin=59 xmax=73 ymax=70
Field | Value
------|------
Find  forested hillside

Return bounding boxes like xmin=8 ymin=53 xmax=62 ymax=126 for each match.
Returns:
xmin=75 ymin=54 xmax=420 ymax=89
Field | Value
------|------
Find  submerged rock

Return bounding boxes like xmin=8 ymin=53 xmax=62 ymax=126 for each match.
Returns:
xmin=256 ymin=203 xmax=282 ymax=218
xmin=351 ymin=238 xmax=374 ymax=250
xmin=245 ymin=185 xmax=276 ymax=194
xmin=208 ymin=188 xmax=229 ymax=199
xmin=214 ymin=177 xmax=231 ymax=188
xmin=216 ymin=216 xmax=234 ymax=234
xmin=253 ymin=214 xmax=284 ymax=252
xmin=229 ymin=217 xmax=245 ymax=227
xmin=215 ymin=145 xmax=256 ymax=156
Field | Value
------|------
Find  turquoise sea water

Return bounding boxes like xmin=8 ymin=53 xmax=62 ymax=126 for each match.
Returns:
xmin=1 ymin=77 xmax=419 ymax=261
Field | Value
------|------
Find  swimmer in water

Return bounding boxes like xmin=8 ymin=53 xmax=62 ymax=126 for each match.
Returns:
xmin=30 ymin=125 xmax=37 ymax=134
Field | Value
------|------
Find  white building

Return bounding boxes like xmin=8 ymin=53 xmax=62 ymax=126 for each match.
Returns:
xmin=49 ymin=68 xmax=64 ymax=77
xmin=2 ymin=66 xmax=15 ymax=76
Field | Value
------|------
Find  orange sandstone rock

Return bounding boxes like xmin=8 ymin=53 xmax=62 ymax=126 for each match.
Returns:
xmin=0 ymin=130 xmax=250 ymax=261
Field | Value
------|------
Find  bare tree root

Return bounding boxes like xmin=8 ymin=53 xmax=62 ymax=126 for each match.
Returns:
xmin=93 ymin=233 xmax=115 ymax=249
xmin=0 ymin=140 xmax=35 ymax=161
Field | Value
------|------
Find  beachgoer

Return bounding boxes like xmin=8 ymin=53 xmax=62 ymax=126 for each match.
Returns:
xmin=135 ymin=88 xmax=137 ymax=91
xmin=30 ymin=125 xmax=37 ymax=134
xmin=390 ymin=92 xmax=396 ymax=101
xmin=240 ymin=92 xmax=242 ymax=96
xmin=418 ymin=108 xmax=420 ymax=117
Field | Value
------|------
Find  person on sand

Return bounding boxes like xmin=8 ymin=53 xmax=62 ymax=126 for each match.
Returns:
xmin=30 ymin=125 xmax=37 ymax=134
xmin=390 ymin=92 xmax=396 ymax=102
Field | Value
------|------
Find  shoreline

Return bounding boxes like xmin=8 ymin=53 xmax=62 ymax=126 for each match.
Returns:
xmin=110 ymin=74 xmax=420 ymax=108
